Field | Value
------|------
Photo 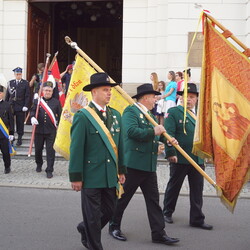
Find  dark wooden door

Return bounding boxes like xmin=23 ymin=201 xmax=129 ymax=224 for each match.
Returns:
xmin=27 ymin=4 xmax=51 ymax=81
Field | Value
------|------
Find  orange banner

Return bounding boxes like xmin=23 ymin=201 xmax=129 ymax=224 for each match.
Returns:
xmin=193 ymin=19 xmax=250 ymax=211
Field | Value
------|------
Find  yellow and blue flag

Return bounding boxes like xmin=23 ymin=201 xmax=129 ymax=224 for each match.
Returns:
xmin=0 ymin=118 xmax=16 ymax=156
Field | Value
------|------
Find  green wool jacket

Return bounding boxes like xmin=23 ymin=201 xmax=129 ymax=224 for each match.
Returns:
xmin=122 ymin=104 xmax=166 ymax=172
xmin=164 ymin=105 xmax=204 ymax=165
xmin=68 ymin=102 xmax=126 ymax=188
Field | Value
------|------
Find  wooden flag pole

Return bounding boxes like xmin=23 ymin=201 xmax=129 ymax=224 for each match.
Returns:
xmin=28 ymin=53 xmax=51 ymax=157
xmin=204 ymin=13 xmax=250 ymax=56
xmin=64 ymin=36 xmax=221 ymax=192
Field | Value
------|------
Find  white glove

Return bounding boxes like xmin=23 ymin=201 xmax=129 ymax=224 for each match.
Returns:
xmin=22 ymin=107 xmax=28 ymax=112
xmin=34 ymin=93 xmax=39 ymax=100
xmin=31 ymin=117 xmax=39 ymax=125
xmin=9 ymin=135 xmax=14 ymax=141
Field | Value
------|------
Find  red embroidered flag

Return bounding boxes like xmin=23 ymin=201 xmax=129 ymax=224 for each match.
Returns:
xmin=193 ymin=16 xmax=250 ymax=211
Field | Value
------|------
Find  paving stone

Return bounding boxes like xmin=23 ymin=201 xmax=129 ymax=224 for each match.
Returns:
xmin=0 ymin=158 xmax=249 ymax=198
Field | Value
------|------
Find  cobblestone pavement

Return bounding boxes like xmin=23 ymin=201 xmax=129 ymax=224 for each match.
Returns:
xmin=1 ymin=158 xmax=249 ymax=198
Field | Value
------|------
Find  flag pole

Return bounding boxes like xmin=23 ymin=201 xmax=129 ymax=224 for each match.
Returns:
xmin=48 ymin=51 xmax=58 ymax=71
xmin=28 ymin=53 xmax=51 ymax=157
xmin=64 ymin=36 xmax=221 ymax=193
xmin=204 ymin=13 xmax=249 ymax=56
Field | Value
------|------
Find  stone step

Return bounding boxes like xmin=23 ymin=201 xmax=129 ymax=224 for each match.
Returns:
xmin=6 ymin=124 xmax=65 ymax=160
xmin=10 ymin=151 xmax=66 ymax=161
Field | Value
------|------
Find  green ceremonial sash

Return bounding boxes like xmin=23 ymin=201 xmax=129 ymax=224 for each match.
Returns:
xmin=80 ymin=106 xmax=124 ymax=198
xmin=81 ymin=107 xmax=118 ymax=164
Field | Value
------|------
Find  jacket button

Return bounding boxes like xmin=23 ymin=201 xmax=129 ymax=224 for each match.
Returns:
xmin=96 ymin=131 xmax=99 ymax=133
xmin=136 ymin=148 xmax=138 ymax=150
xmin=87 ymin=161 xmax=90 ymax=163
xmin=107 ymin=159 xmax=110 ymax=162
xmin=152 ymin=152 xmax=154 ymax=154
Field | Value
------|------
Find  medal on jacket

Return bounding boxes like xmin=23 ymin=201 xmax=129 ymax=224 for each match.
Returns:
xmin=100 ymin=109 xmax=106 ymax=119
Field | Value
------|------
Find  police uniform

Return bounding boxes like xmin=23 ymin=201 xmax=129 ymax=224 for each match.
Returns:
xmin=30 ymin=82 xmax=61 ymax=177
xmin=0 ymin=85 xmax=14 ymax=173
xmin=5 ymin=67 xmax=30 ymax=145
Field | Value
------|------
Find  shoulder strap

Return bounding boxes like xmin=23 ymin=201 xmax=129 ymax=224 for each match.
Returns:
xmin=177 ymin=105 xmax=196 ymax=125
xmin=0 ymin=117 xmax=9 ymax=138
xmin=81 ymin=107 xmax=118 ymax=164
xmin=80 ymin=107 xmax=125 ymax=199
xmin=39 ymin=98 xmax=57 ymax=128
xmin=0 ymin=118 xmax=16 ymax=156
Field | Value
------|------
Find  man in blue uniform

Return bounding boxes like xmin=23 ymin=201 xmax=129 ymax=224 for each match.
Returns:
xmin=5 ymin=67 xmax=30 ymax=146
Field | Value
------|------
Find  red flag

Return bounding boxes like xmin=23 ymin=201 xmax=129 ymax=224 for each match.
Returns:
xmin=50 ymin=59 xmax=65 ymax=107
xmin=41 ymin=61 xmax=48 ymax=84
xmin=193 ymin=15 xmax=250 ymax=211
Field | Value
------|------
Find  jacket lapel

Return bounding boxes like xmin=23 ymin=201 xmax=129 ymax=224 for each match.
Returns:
xmin=177 ymin=105 xmax=196 ymax=126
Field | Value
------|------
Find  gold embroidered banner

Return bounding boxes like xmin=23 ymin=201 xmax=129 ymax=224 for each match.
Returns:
xmin=193 ymin=19 xmax=250 ymax=211
xmin=54 ymin=54 xmax=129 ymax=160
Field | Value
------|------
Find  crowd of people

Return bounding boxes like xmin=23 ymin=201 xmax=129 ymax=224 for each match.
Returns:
xmin=0 ymin=63 xmax=72 ymax=178
xmin=68 ymin=71 xmax=212 ymax=249
xmin=150 ymin=68 xmax=192 ymax=125
xmin=0 ymin=68 xmax=213 ymax=249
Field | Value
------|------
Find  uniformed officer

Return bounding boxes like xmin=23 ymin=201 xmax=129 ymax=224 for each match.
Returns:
xmin=163 ymin=83 xmax=213 ymax=230
xmin=30 ymin=81 xmax=61 ymax=178
xmin=0 ymin=85 xmax=14 ymax=173
xmin=109 ymin=83 xmax=179 ymax=246
xmin=69 ymin=72 xmax=126 ymax=250
xmin=5 ymin=67 xmax=30 ymax=146
xmin=33 ymin=71 xmax=60 ymax=100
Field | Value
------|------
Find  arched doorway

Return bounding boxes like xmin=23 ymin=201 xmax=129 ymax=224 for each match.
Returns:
xmin=27 ymin=1 xmax=123 ymax=82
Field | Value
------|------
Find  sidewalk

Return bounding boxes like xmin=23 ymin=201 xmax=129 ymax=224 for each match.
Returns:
xmin=1 ymin=158 xmax=250 ymax=198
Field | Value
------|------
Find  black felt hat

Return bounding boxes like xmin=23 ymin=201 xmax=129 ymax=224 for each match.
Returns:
xmin=83 ymin=72 xmax=119 ymax=91
xmin=177 ymin=83 xmax=199 ymax=95
xmin=132 ymin=83 xmax=161 ymax=99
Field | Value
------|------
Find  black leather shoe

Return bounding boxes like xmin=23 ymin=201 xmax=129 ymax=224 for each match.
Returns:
xmin=16 ymin=139 xmax=22 ymax=146
xmin=190 ymin=223 xmax=213 ymax=230
xmin=152 ymin=234 xmax=179 ymax=245
xmin=109 ymin=229 xmax=127 ymax=241
xmin=164 ymin=215 xmax=173 ymax=224
xmin=46 ymin=172 xmax=53 ymax=179
xmin=4 ymin=168 xmax=11 ymax=174
xmin=36 ymin=166 xmax=42 ymax=172
xmin=77 ymin=224 xmax=89 ymax=249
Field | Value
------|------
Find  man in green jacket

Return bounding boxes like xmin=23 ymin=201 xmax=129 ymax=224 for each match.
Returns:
xmin=163 ymin=83 xmax=213 ymax=230
xmin=69 ymin=72 xmax=126 ymax=250
xmin=109 ymin=83 xmax=179 ymax=246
